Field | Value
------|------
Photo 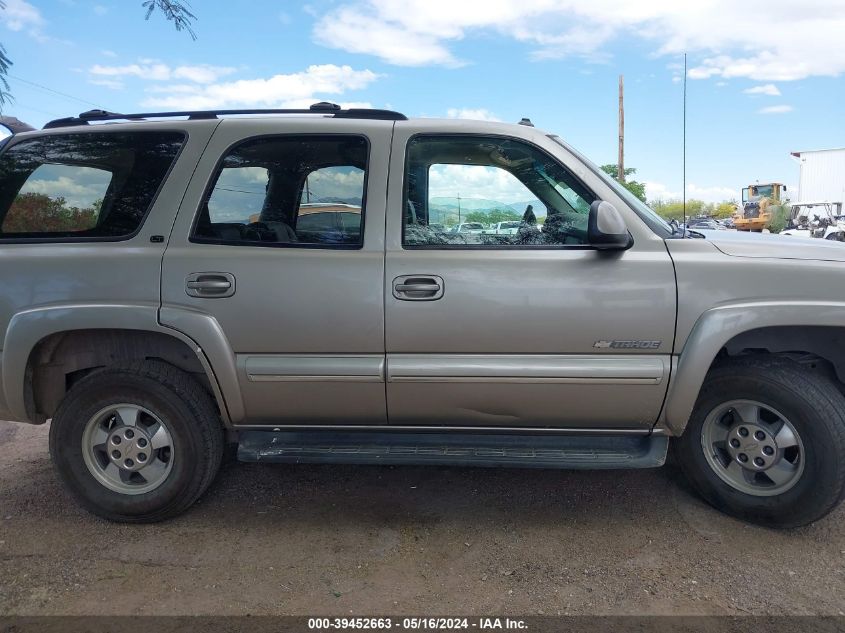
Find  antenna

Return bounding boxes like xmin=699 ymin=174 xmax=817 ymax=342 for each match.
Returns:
xmin=683 ymin=53 xmax=687 ymax=230
xmin=618 ymin=75 xmax=625 ymax=183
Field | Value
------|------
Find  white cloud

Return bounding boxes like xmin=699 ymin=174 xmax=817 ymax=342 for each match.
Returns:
xmin=89 ymin=78 xmax=124 ymax=90
xmin=743 ymin=83 xmax=781 ymax=96
xmin=446 ymin=108 xmax=501 ymax=122
xmin=21 ymin=173 xmax=107 ymax=208
xmin=93 ymin=5 xmax=108 ymax=15
xmin=311 ymin=0 xmax=845 ymax=81
xmin=314 ymin=5 xmax=459 ymax=66
xmin=644 ymin=181 xmax=679 ymax=201
xmin=758 ymin=104 xmax=794 ymax=114
xmin=89 ymin=62 xmax=237 ymax=84
xmin=429 ymin=164 xmax=534 ymax=204
xmin=688 ymin=183 xmax=736 ymax=202
xmin=0 ymin=0 xmax=43 ymax=31
xmin=100 ymin=49 xmax=118 ymax=58
xmin=172 ymin=66 xmax=237 ymax=84
xmin=140 ymin=64 xmax=380 ymax=109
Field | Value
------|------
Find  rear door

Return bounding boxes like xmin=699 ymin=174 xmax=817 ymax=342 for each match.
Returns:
xmin=384 ymin=121 xmax=676 ymax=430
xmin=161 ymin=118 xmax=392 ymax=425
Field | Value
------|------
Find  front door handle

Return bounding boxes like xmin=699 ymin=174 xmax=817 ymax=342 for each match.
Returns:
xmin=393 ymin=275 xmax=444 ymax=301
xmin=186 ymin=272 xmax=236 ymax=298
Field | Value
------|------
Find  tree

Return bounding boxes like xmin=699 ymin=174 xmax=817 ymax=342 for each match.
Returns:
xmin=465 ymin=208 xmax=522 ymax=225
xmin=711 ymin=200 xmax=738 ymax=219
xmin=4 ymin=192 xmax=100 ymax=232
xmin=142 ymin=1 xmax=196 ymax=39
xmin=649 ymin=198 xmax=709 ymax=222
xmin=768 ymin=204 xmax=789 ymax=234
xmin=600 ymin=164 xmax=647 ymax=203
xmin=0 ymin=1 xmax=197 ymax=110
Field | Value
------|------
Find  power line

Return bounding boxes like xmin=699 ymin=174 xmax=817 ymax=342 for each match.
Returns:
xmin=11 ymin=102 xmax=63 ymax=118
xmin=9 ymin=75 xmax=103 ymax=109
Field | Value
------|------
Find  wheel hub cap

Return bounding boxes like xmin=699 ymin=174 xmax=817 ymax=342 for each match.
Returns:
xmin=106 ymin=425 xmax=153 ymax=472
xmin=700 ymin=399 xmax=804 ymax=497
xmin=81 ymin=404 xmax=174 ymax=495
xmin=724 ymin=422 xmax=779 ymax=471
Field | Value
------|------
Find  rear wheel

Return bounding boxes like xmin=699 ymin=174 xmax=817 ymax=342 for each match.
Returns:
xmin=676 ymin=356 xmax=845 ymax=528
xmin=50 ymin=360 xmax=224 ymax=523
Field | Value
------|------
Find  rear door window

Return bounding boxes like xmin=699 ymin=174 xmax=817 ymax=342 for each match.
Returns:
xmin=194 ymin=135 xmax=368 ymax=248
xmin=0 ymin=131 xmax=185 ymax=240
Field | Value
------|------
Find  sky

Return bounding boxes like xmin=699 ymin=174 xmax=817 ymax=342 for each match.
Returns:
xmin=1 ymin=0 xmax=844 ymax=204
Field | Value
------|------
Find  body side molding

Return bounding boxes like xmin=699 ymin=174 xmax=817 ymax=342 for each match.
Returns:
xmin=387 ymin=354 xmax=666 ymax=384
xmin=243 ymin=354 xmax=384 ymax=382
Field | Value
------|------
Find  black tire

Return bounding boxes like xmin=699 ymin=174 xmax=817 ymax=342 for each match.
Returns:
xmin=675 ymin=356 xmax=845 ymax=528
xmin=49 ymin=360 xmax=224 ymax=523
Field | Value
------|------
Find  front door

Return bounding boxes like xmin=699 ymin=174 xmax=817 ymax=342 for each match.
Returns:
xmin=384 ymin=124 xmax=676 ymax=429
xmin=162 ymin=118 xmax=392 ymax=425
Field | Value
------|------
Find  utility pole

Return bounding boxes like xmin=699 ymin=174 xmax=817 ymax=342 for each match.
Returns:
xmin=457 ymin=193 xmax=461 ymax=224
xmin=618 ymin=74 xmax=625 ymax=183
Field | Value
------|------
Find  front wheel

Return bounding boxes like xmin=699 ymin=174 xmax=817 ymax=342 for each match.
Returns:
xmin=50 ymin=360 xmax=224 ymax=523
xmin=676 ymin=357 xmax=845 ymax=528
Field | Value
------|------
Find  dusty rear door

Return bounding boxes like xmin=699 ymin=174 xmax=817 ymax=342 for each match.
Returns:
xmin=161 ymin=117 xmax=392 ymax=426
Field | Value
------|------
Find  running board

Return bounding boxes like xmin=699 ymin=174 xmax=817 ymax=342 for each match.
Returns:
xmin=237 ymin=430 xmax=669 ymax=469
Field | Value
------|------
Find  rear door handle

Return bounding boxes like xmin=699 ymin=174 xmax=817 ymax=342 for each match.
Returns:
xmin=186 ymin=272 xmax=236 ymax=298
xmin=393 ymin=275 xmax=444 ymax=301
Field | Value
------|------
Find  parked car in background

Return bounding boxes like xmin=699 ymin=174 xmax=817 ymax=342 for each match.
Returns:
xmin=491 ymin=221 xmax=522 ymax=235
xmin=451 ymin=222 xmax=485 ymax=234
xmin=688 ymin=219 xmax=725 ymax=231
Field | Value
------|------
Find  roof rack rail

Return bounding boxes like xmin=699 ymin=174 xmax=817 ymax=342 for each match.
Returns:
xmin=43 ymin=101 xmax=407 ymax=129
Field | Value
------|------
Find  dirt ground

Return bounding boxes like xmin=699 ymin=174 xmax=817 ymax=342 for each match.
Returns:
xmin=1 ymin=419 xmax=844 ymax=617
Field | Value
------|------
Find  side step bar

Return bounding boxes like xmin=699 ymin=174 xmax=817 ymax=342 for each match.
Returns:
xmin=237 ymin=430 xmax=669 ymax=469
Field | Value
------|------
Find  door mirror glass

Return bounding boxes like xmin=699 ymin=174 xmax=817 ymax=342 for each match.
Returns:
xmin=588 ymin=200 xmax=631 ymax=250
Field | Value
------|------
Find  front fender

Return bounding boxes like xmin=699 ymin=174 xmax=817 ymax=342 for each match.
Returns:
xmin=661 ymin=300 xmax=845 ymax=435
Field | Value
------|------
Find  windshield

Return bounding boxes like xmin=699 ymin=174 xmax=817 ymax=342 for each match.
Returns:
xmin=749 ymin=184 xmax=773 ymax=200
xmin=548 ymin=135 xmax=673 ymax=236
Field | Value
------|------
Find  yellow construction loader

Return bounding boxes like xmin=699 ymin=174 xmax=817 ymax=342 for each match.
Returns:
xmin=733 ymin=182 xmax=787 ymax=231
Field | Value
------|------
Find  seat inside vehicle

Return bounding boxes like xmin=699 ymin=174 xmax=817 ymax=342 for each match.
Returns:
xmin=193 ymin=135 xmax=367 ymax=247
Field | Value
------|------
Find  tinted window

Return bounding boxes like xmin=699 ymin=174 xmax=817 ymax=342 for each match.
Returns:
xmin=194 ymin=135 xmax=367 ymax=248
xmin=0 ymin=132 xmax=184 ymax=239
xmin=404 ymin=135 xmax=595 ymax=248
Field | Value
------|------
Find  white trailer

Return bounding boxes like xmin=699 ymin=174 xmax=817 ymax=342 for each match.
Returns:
xmin=790 ymin=147 xmax=845 ymax=210
xmin=783 ymin=148 xmax=845 ymax=240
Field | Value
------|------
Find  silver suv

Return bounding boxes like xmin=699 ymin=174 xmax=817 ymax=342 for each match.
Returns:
xmin=1 ymin=103 xmax=844 ymax=527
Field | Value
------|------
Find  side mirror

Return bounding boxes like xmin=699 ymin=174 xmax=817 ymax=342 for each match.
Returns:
xmin=588 ymin=200 xmax=632 ymax=250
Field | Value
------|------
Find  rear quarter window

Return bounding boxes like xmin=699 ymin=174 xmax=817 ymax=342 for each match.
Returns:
xmin=0 ymin=131 xmax=185 ymax=241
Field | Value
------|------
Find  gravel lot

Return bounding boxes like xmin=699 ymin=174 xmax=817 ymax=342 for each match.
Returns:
xmin=1 ymin=419 xmax=844 ymax=616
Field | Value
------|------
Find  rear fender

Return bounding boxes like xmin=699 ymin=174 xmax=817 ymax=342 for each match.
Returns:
xmin=2 ymin=303 xmax=244 ymax=424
